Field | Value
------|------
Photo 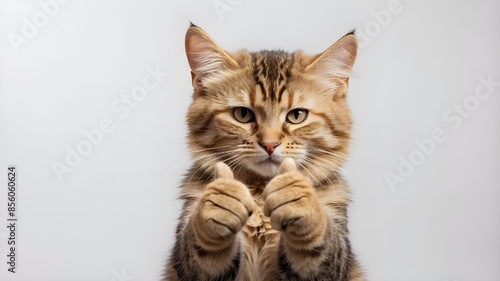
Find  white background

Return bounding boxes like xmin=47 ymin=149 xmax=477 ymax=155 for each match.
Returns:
xmin=1 ymin=0 xmax=499 ymax=280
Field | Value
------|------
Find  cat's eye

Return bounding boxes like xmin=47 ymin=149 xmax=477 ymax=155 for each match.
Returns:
xmin=286 ymin=108 xmax=308 ymax=124
xmin=232 ymin=107 xmax=255 ymax=123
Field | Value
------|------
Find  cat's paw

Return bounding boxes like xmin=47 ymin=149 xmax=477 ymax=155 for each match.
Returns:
xmin=263 ymin=158 xmax=326 ymax=237
xmin=193 ymin=162 xmax=256 ymax=242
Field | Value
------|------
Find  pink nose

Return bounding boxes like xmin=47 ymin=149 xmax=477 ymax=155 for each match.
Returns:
xmin=259 ymin=141 xmax=281 ymax=155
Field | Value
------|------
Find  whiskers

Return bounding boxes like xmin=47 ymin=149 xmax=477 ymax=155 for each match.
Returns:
xmin=297 ymin=149 xmax=357 ymax=187
xmin=182 ymin=144 xmax=356 ymax=190
xmin=312 ymin=149 xmax=357 ymax=184
xmin=299 ymin=157 xmax=337 ymax=188
xmin=185 ymin=144 xmax=255 ymax=188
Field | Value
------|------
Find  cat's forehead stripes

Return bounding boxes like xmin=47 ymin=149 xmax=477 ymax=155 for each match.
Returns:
xmin=251 ymin=51 xmax=294 ymax=103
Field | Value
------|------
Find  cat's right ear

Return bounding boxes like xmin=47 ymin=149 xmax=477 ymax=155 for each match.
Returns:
xmin=185 ymin=24 xmax=238 ymax=88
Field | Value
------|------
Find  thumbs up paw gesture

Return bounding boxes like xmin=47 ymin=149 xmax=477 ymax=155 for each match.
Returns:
xmin=192 ymin=162 xmax=256 ymax=244
xmin=263 ymin=158 xmax=327 ymax=239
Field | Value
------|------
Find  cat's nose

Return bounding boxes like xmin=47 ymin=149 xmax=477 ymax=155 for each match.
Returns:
xmin=259 ymin=141 xmax=281 ymax=155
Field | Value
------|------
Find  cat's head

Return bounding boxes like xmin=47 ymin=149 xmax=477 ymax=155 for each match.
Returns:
xmin=185 ymin=24 xmax=357 ymax=183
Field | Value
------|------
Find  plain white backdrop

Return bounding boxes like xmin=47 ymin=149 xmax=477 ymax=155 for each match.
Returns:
xmin=0 ymin=0 xmax=499 ymax=280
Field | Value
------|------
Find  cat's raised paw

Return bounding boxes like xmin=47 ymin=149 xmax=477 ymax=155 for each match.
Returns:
xmin=263 ymin=158 xmax=325 ymax=236
xmin=192 ymin=162 xmax=256 ymax=243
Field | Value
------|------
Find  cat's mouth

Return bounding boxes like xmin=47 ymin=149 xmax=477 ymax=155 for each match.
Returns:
xmin=246 ymin=155 xmax=289 ymax=178
xmin=258 ymin=155 xmax=283 ymax=165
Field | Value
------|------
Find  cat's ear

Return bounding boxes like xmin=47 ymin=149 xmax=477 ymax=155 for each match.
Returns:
xmin=185 ymin=24 xmax=238 ymax=87
xmin=305 ymin=31 xmax=358 ymax=86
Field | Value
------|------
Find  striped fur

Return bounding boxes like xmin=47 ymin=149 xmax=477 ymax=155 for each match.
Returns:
xmin=164 ymin=24 xmax=364 ymax=281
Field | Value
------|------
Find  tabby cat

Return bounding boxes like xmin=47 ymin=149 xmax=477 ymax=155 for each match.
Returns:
xmin=164 ymin=24 xmax=364 ymax=281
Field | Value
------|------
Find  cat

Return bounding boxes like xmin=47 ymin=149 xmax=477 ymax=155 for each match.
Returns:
xmin=164 ymin=23 xmax=364 ymax=281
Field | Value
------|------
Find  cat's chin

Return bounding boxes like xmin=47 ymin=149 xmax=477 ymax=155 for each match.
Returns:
xmin=246 ymin=157 xmax=283 ymax=178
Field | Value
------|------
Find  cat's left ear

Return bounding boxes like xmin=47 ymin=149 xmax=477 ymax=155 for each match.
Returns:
xmin=305 ymin=31 xmax=358 ymax=89
xmin=185 ymin=24 xmax=239 ymax=87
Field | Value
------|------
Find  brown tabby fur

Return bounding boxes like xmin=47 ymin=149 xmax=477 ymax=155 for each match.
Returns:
xmin=164 ymin=24 xmax=364 ymax=281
